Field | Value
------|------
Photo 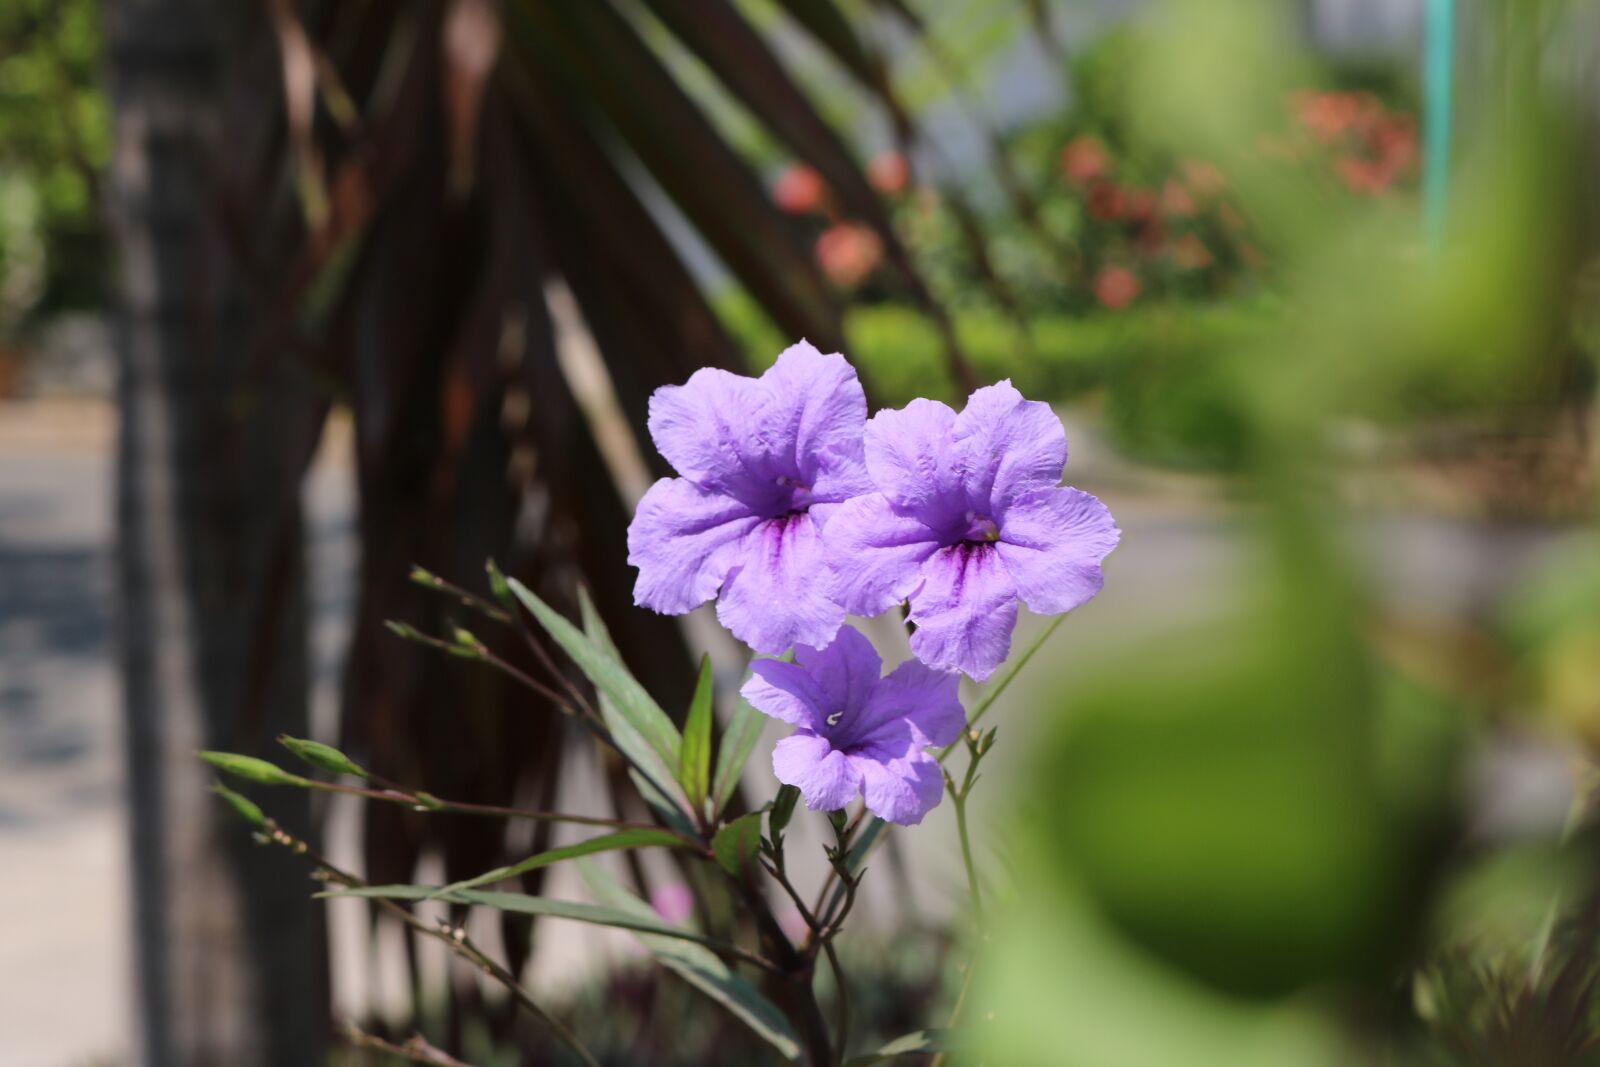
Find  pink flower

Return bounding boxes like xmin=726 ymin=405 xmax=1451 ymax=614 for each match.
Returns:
xmin=815 ymin=223 xmax=883 ymax=289
xmin=1093 ymin=265 xmax=1140 ymax=310
xmin=1178 ymin=158 xmax=1227 ymax=198
xmin=1086 ymin=181 xmax=1124 ymax=221
xmin=774 ymin=163 xmax=826 ymax=214
xmin=1161 ymin=178 xmax=1198 ymax=218
xmin=650 ymin=883 xmax=696 ymax=925
xmin=867 ymin=151 xmax=909 ymax=196
xmin=1124 ymin=188 xmax=1158 ymax=224
xmin=1060 ymin=135 xmax=1110 ymax=186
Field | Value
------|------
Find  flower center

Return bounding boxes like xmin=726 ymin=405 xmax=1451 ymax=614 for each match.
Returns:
xmin=773 ymin=476 xmax=813 ymax=517
xmin=962 ymin=512 xmax=1000 ymax=544
xmin=825 ymin=710 xmax=844 ymax=728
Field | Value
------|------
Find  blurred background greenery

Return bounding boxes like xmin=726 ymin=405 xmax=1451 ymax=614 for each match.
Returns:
xmin=2 ymin=0 xmax=1598 ymax=1065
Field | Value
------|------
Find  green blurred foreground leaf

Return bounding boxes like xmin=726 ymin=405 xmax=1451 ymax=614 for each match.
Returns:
xmin=430 ymin=829 xmax=687 ymax=898
xmin=578 ymin=859 xmax=802 ymax=1063
xmin=843 ymin=1029 xmax=952 ymax=1065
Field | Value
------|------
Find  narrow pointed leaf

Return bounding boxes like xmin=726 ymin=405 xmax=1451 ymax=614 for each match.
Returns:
xmin=843 ymin=1029 xmax=953 ymax=1066
xmin=711 ymin=692 xmax=765 ymax=816
xmin=431 ymin=828 xmax=687 ymax=898
xmin=711 ymin=812 xmax=764 ymax=879
xmin=574 ymin=588 xmax=695 ymax=833
xmin=680 ymin=654 xmax=714 ymax=812
xmin=578 ymin=859 xmax=801 ymax=1062
xmin=324 ymin=884 xmax=744 ymax=956
xmin=505 ymin=577 xmax=681 ymax=769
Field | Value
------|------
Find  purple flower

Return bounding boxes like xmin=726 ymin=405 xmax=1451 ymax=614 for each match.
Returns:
xmin=627 ymin=342 xmax=871 ymax=654
xmin=741 ymin=625 xmax=964 ymax=826
xmin=822 ymin=381 xmax=1119 ymax=681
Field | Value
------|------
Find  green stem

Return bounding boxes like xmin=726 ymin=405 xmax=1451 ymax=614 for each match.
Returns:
xmin=267 ymin=823 xmax=601 ymax=1067
xmin=951 ymin=787 xmax=984 ymax=924
xmin=940 ymin=614 xmax=1064 ymax=763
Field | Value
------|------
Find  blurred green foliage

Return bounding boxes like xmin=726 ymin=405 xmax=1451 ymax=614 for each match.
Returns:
xmin=0 ymin=0 xmax=108 ymax=329
xmin=964 ymin=2 xmax=1600 ymax=1065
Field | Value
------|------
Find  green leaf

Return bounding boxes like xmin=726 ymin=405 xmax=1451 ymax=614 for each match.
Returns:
xmin=769 ymin=784 xmax=800 ymax=835
xmin=842 ymin=1029 xmax=953 ymax=1066
xmin=574 ymin=588 xmax=694 ymax=833
xmin=507 ymin=577 xmax=681 ymax=769
xmin=198 ymin=751 xmax=310 ymax=787
xmin=711 ymin=692 xmax=765 ymax=816
xmin=277 ymin=735 xmax=368 ymax=779
xmin=210 ymin=781 xmax=266 ymax=828
xmin=711 ymin=812 xmax=764 ymax=879
xmin=577 ymin=860 xmax=802 ymax=1062
xmin=325 ymin=884 xmax=740 ymax=956
xmin=431 ymin=829 xmax=685 ymax=898
xmin=680 ymin=654 xmax=714 ymax=812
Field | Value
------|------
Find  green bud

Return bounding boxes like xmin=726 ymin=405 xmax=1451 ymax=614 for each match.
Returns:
xmin=210 ymin=781 xmax=267 ymax=827
xmin=408 ymin=564 xmax=442 ymax=587
xmin=278 ymin=735 xmax=368 ymax=779
xmin=198 ymin=751 xmax=310 ymax=787
xmin=485 ymin=559 xmax=513 ymax=608
xmin=769 ymin=784 xmax=800 ymax=835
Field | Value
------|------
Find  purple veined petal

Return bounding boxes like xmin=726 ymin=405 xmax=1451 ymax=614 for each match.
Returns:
xmin=791 ymin=625 xmax=883 ymax=719
xmin=862 ymin=398 xmax=964 ymax=518
xmin=647 ymin=367 xmax=779 ymax=503
xmin=996 ymin=487 xmax=1121 ymax=615
xmin=951 ymin=379 xmax=1068 ymax=516
xmin=856 ymin=748 xmax=945 ymax=826
xmin=742 ymin=659 xmax=831 ymax=730
xmin=627 ymin=477 xmax=764 ymax=615
xmin=853 ymin=658 xmax=966 ymax=750
xmin=821 ymin=493 xmax=941 ymax=617
xmin=759 ymin=341 xmax=869 ymax=486
xmin=773 ymin=732 xmax=862 ymax=812
xmin=716 ymin=513 xmax=846 ymax=655
xmin=907 ymin=543 xmax=1020 ymax=682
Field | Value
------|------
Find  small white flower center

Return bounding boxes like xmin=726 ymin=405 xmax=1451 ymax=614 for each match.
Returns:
xmin=825 ymin=710 xmax=844 ymax=727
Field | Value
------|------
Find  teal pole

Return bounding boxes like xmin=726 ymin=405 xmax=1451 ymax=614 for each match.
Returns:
xmin=1423 ymin=0 xmax=1455 ymax=255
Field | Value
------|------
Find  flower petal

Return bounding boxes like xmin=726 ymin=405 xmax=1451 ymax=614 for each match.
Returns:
xmin=855 ymin=748 xmax=944 ymax=826
xmin=717 ymin=514 xmax=845 ymax=654
xmin=759 ymin=341 xmax=868 ymax=489
xmin=862 ymin=398 xmax=964 ymax=520
xmin=854 ymin=659 xmax=966 ymax=749
xmin=907 ymin=543 xmax=1019 ymax=681
xmin=627 ymin=478 xmax=763 ymax=615
xmin=951 ymin=380 xmax=1068 ymax=515
xmin=742 ymin=659 xmax=829 ymax=730
xmin=996 ymin=487 xmax=1120 ymax=615
xmin=773 ymin=732 xmax=861 ymax=813
xmin=821 ymin=493 xmax=941 ymax=617
xmin=647 ymin=367 xmax=777 ymax=502
xmin=792 ymin=625 xmax=883 ymax=719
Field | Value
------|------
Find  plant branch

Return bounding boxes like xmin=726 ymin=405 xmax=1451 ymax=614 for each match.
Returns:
xmin=261 ymin=822 xmax=600 ymax=1067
